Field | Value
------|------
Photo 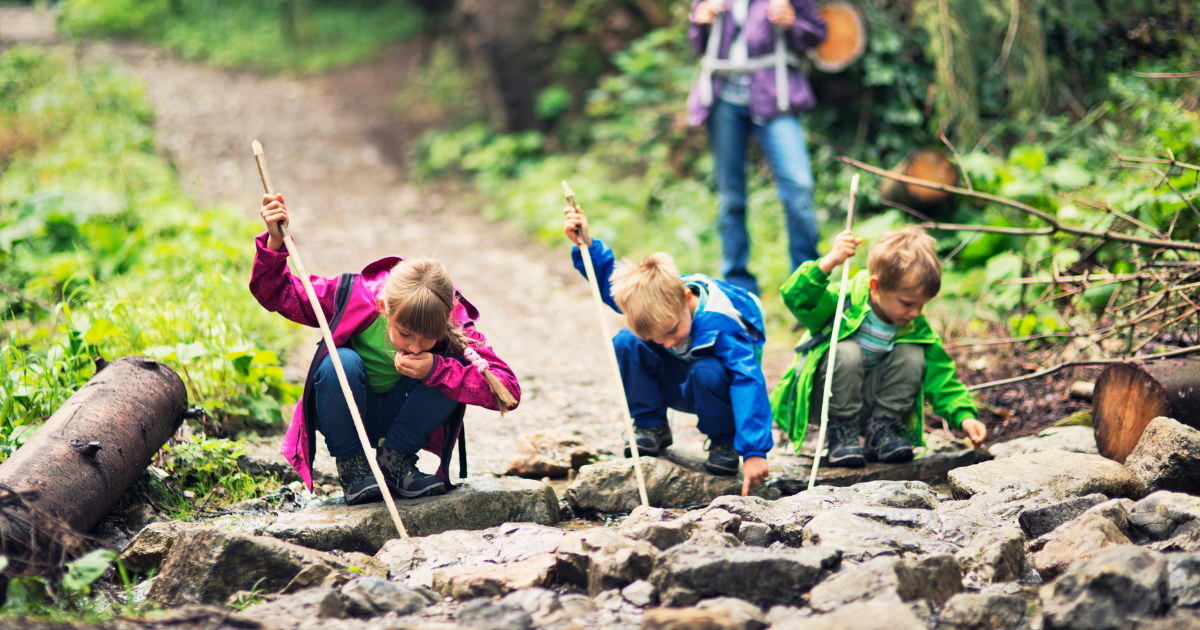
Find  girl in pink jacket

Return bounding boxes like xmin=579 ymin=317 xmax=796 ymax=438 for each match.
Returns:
xmin=251 ymin=194 xmax=520 ymax=504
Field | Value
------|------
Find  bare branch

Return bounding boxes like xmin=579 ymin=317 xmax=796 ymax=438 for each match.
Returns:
xmin=1132 ymin=71 xmax=1200 ymax=79
xmin=967 ymin=344 xmax=1200 ymax=391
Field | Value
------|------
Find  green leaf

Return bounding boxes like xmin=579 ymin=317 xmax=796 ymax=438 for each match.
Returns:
xmin=62 ymin=549 xmax=117 ymax=592
xmin=174 ymin=342 xmax=208 ymax=364
xmin=83 ymin=318 xmax=118 ymax=346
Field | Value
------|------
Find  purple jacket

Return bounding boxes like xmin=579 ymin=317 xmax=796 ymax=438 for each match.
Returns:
xmin=687 ymin=0 xmax=827 ymax=126
xmin=248 ymin=232 xmax=521 ymax=489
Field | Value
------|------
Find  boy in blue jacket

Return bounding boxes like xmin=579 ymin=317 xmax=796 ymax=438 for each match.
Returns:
xmin=564 ymin=205 xmax=772 ymax=486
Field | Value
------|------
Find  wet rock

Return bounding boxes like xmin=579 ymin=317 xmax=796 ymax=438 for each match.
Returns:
xmin=432 ymin=553 xmax=557 ymax=599
xmin=622 ymin=579 xmax=656 ymax=607
xmin=1033 ymin=513 xmax=1132 ymax=580
xmin=1129 ymin=491 xmax=1200 ymax=540
xmin=119 ymin=521 xmax=189 ymax=574
xmin=947 ymin=450 xmax=1144 ymax=501
xmin=1126 ymin=417 xmax=1200 ymax=495
xmin=555 ymin=528 xmax=660 ymax=596
xmin=1039 ymin=545 xmax=1170 ymax=630
xmin=768 ymin=449 xmax=985 ymax=496
xmin=147 ymin=526 xmax=352 ymax=605
xmin=696 ymin=598 xmax=769 ymax=630
xmin=266 ymin=478 xmax=559 ymax=554
xmin=808 ymin=554 xmax=962 ymax=612
xmin=737 ymin=522 xmax=772 ymax=547
xmin=621 ymin=505 xmax=679 ymax=528
xmin=935 ymin=593 xmax=1025 ymax=630
xmin=1152 ymin=520 xmax=1200 ymax=554
xmin=1135 ymin=608 xmax=1200 ymax=630
xmin=565 ymin=457 xmax=779 ymax=513
xmin=1018 ymin=494 xmax=1107 ymax=538
xmin=203 ymin=512 xmax=278 ymax=536
xmin=955 ymin=528 xmax=1025 ymax=584
xmin=987 ymin=427 xmax=1098 ymax=459
xmin=650 ymin=544 xmax=840 ymax=607
xmin=458 ymin=598 xmax=534 ymax=630
xmin=499 ymin=588 xmax=574 ymax=627
xmin=338 ymin=575 xmax=428 ymax=617
xmin=376 ymin=523 xmax=564 ymax=587
xmin=124 ymin=504 xmax=162 ymax=532
xmin=772 ymin=599 xmax=926 ymax=630
xmin=1167 ymin=553 xmax=1200 ymax=608
xmin=622 ymin=519 xmax=694 ymax=551
xmin=934 ymin=481 xmax=1074 ymax=544
xmin=643 ymin=599 xmax=768 ymax=630
xmin=686 ymin=530 xmax=742 ymax=547
xmin=238 ymin=587 xmax=346 ymax=623
xmin=506 ymin=430 xmax=597 ymax=479
xmin=801 ymin=507 xmax=956 ymax=560
xmin=339 ymin=552 xmax=388 ymax=578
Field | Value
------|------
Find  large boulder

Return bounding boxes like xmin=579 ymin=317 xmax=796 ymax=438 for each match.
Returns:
xmin=808 ymin=554 xmax=962 ymax=611
xmin=1125 ymin=417 xmax=1200 ymax=495
xmin=936 ymin=593 xmax=1026 ymax=630
xmin=649 ymin=544 xmax=840 ymax=607
xmin=1032 ymin=513 xmax=1132 ymax=580
xmin=771 ymin=599 xmax=927 ymax=630
xmin=1129 ymin=491 xmax=1200 ymax=540
xmin=506 ymin=430 xmax=597 ymax=478
xmin=554 ymin=528 xmax=660 ymax=596
xmin=947 ymin=450 xmax=1145 ymax=500
xmin=1039 ymin=545 xmax=1170 ymax=630
xmin=375 ymin=523 xmax=564 ymax=587
xmin=801 ymin=506 xmax=956 ymax=560
xmin=954 ymin=528 xmax=1025 ymax=584
xmin=432 ymin=553 xmax=557 ymax=599
xmin=266 ymin=478 xmax=559 ymax=554
xmin=147 ymin=526 xmax=352 ymax=605
xmin=564 ymin=458 xmax=778 ymax=514
xmin=1017 ymin=494 xmax=1107 ymax=538
xmin=987 ymin=427 xmax=1098 ymax=459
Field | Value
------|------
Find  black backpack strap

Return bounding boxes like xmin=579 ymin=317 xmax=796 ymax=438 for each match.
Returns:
xmin=302 ymin=273 xmax=362 ymax=471
xmin=458 ymin=424 xmax=468 ymax=478
xmin=326 ymin=273 xmax=358 ymax=333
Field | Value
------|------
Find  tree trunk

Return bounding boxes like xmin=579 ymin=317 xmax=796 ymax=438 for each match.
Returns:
xmin=455 ymin=0 xmax=555 ymax=132
xmin=879 ymin=149 xmax=959 ymax=208
xmin=1092 ymin=358 xmax=1200 ymax=463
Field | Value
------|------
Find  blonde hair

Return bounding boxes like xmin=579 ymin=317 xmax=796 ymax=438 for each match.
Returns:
xmin=868 ymin=225 xmax=942 ymax=296
xmin=380 ymin=257 xmax=516 ymax=414
xmin=611 ymin=252 xmax=688 ymax=339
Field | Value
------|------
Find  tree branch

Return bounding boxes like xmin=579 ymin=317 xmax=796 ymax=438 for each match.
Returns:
xmin=967 ymin=344 xmax=1200 ymax=391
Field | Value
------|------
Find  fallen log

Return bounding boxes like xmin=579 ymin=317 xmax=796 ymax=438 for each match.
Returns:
xmin=879 ymin=149 xmax=960 ymax=208
xmin=0 ymin=356 xmax=186 ymax=565
xmin=1092 ymin=358 xmax=1200 ymax=463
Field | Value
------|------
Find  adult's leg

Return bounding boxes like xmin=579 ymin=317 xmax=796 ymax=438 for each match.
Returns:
xmin=709 ymin=100 xmax=758 ymax=295
xmin=313 ymin=347 xmax=380 ymax=459
xmin=755 ymin=115 xmax=820 ymax=270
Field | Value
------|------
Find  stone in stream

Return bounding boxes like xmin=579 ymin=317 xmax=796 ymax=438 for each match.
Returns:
xmin=1167 ymin=553 xmax=1200 ymax=608
xmin=642 ymin=599 xmax=769 ymax=630
xmin=954 ymin=528 xmax=1025 ymax=584
xmin=375 ymin=522 xmax=564 ymax=587
xmin=239 ymin=587 xmax=347 ymax=624
xmin=265 ymin=478 xmax=559 ymax=554
xmin=458 ymin=598 xmax=535 ymax=630
xmin=986 ymin=426 xmax=1098 ymax=459
xmin=505 ymin=430 xmax=598 ymax=479
xmin=564 ymin=457 xmax=778 ymax=514
xmin=432 ymin=553 xmax=557 ymax=599
xmin=1032 ymin=512 xmax=1132 ymax=580
xmin=1125 ymin=417 xmax=1200 ymax=495
xmin=147 ymin=526 xmax=353 ymax=605
xmin=935 ymin=593 xmax=1026 ymax=630
xmin=771 ymin=599 xmax=927 ymax=630
xmin=649 ymin=544 xmax=840 ymax=607
xmin=808 ymin=554 xmax=962 ymax=612
xmin=555 ymin=528 xmax=660 ymax=596
xmin=1039 ymin=545 xmax=1170 ymax=630
xmin=1129 ymin=491 xmax=1200 ymax=540
xmin=947 ymin=450 xmax=1145 ymax=500
xmin=934 ymin=481 xmax=1079 ymax=545
xmin=766 ymin=448 xmax=986 ymax=496
xmin=339 ymin=575 xmax=430 ymax=617
xmin=801 ymin=506 xmax=956 ymax=561
xmin=1017 ymin=494 xmax=1107 ymax=537
xmin=119 ymin=521 xmax=190 ymax=574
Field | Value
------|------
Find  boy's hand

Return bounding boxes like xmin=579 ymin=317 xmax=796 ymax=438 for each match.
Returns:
xmin=693 ymin=0 xmax=727 ymax=24
xmin=766 ymin=1 xmax=796 ymax=28
xmin=962 ymin=418 xmax=987 ymax=445
xmin=395 ymin=351 xmax=434 ymax=381
xmin=563 ymin=205 xmax=593 ymax=247
xmin=818 ymin=230 xmax=863 ymax=275
xmin=742 ymin=456 xmax=769 ymax=492
xmin=260 ymin=193 xmax=289 ymax=252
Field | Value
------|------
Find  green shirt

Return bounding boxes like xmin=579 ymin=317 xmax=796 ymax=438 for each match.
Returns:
xmin=348 ymin=315 xmax=402 ymax=394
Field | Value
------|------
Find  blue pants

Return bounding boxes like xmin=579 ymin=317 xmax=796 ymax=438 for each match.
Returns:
xmin=709 ymin=100 xmax=820 ymax=296
xmin=613 ymin=329 xmax=736 ymax=446
xmin=314 ymin=347 xmax=459 ymax=458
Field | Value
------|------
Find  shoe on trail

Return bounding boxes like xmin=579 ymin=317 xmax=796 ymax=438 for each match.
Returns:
xmin=825 ymin=421 xmax=865 ymax=468
xmin=864 ymin=416 xmax=914 ymax=464
xmin=704 ymin=443 xmax=739 ymax=476
xmin=377 ymin=446 xmax=446 ymax=499
xmin=336 ymin=451 xmax=383 ymax=506
xmin=624 ymin=423 xmax=673 ymax=458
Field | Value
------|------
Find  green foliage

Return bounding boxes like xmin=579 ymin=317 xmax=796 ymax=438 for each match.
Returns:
xmin=2 ymin=549 xmax=152 ymax=621
xmin=144 ymin=433 xmax=283 ymax=520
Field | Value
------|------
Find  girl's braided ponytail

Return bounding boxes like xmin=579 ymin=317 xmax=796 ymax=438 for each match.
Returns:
xmin=445 ymin=322 xmax=517 ymax=415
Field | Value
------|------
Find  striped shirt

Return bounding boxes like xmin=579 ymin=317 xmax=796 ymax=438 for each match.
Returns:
xmin=853 ymin=306 xmax=899 ymax=372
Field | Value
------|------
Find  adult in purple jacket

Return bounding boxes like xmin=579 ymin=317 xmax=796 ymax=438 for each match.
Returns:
xmin=688 ymin=0 xmax=827 ymax=296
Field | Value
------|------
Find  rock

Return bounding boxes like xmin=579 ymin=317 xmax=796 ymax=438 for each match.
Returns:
xmin=935 ymin=593 xmax=1025 ymax=630
xmin=1135 ymin=608 xmax=1200 ymax=630
xmin=237 ymin=435 xmax=339 ymax=486
xmin=686 ymin=530 xmax=742 ymax=547
xmin=650 ymin=544 xmax=840 ymax=607
xmin=433 ymin=553 xmax=557 ymax=599
xmin=642 ymin=607 xmax=744 ymax=630
xmin=622 ymin=579 xmax=656 ymax=607
xmin=622 ymin=505 xmax=680 ymax=528
xmin=623 ymin=519 xmax=695 ymax=551
xmin=147 ymin=526 xmax=352 ymax=605
xmin=119 ymin=521 xmax=189 ymax=574
xmin=808 ymin=554 xmax=962 ymax=611
xmin=458 ymin=598 xmax=534 ymax=630
xmin=696 ymin=598 xmax=769 ymax=630
xmin=266 ymin=478 xmax=559 ymax=554
xmin=1152 ymin=520 xmax=1200 ymax=554
xmin=767 ymin=449 xmax=986 ymax=496
xmin=948 ymin=450 xmax=1145 ymax=501
xmin=1126 ymin=417 xmax=1200 ymax=495
xmin=801 ymin=507 xmax=956 ymax=560
xmin=771 ymin=599 xmax=927 ymax=630
xmin=955 ymin=528 xmax=1025 ymax=584
xmin=737 ymin=522 xmax=772 ymax=547
xmin=376 ymin=523 xmax=564 ymax=587
xmin=1040 ymin=545 xmax=1170 ymax=630
xmin=506 ymin=430 xmax=597 ymax=479
xmin=1033 ymin=513 xmax=1132 ymax=580
xmin=340 ymin=552 xmax=388 ymax=578
xmin=566 ymin=457 xmax=779 ymax=514
xmin=499 ymin=588 xmax=574 ymax=627
xmin=238 ymin=587 xmax=346 ymax=624
xmin=203 ymin=512 xmax=278 ymax=536
xmin=556 ymin=528 xmax=660 ymax=596
xmin=1167 ymin=553 xmax=1200 ymax=608
xmin=988 ymin=427 xmax=1098 ymax=459
xmin=339 ymin=575 xmax=429 ymax=617
xmin=124 ymin=504 xmax=162 ymax=532
xmin=1129 ymin=491 xmax=1200 ymax=540
xmin=1018 ymin=494 xmax=1108 ymax=538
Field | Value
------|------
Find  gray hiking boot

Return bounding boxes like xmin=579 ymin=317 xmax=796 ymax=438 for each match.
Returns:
xmin=825 ymin=419 xmax=865 ymax=468
xmin=704 ymin=443 xmax=739 ymax=476
xmin=336 ymin=451 xmax=383 ymax=506
xmin=377 ymin=446 xmax=446 ymax=499
xmin=624 ymin=423 xmax=673 ymax=458
xmin=864 ymin=416 xmax=914 ymax=464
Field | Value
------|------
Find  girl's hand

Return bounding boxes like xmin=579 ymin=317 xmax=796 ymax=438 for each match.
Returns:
xmin=818 ymin=230 xmax=863 ymax=275
xmin=767 ymin=0 xmax=795 ymax=28
xmin=693 ymin=0 xmax=726 ymax=24
xmin=962 ymin=418 xmax=987 ymax=446
xmin=260 ymin=193 xmax=289 ymax=252
xmin=563 ymin=205 xmax=593 ymax=247
xmin=395 ymin=351 xmax=434 ymax=380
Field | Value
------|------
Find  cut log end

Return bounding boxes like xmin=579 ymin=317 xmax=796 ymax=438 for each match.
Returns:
xmin=1093 ymin=359 xmax=1200 ymax=463
xmin=809 ymin=2 xmax=866 ymax=73
xmin=879 ymin=150 xmax=959 ymax=208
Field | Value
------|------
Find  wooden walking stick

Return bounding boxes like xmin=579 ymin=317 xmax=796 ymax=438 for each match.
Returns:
xmin=252 ymin=140 xmax=409 ymax=539
xmin=562 ymin=181 xmax=650 ymax=508
xmin=807 ymin=173 xmax=859 ymax=491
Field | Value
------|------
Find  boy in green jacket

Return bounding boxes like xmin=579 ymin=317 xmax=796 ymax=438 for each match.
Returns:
xmin=770 ymin=226 xmax=987 ymax=467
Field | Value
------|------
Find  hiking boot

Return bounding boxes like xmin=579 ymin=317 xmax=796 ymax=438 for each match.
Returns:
xmin=623 ymin=423 xmax=673 ymax=458
xmin=377 ymin=446 xmax=446 ymax=499
xmin=336 ymin=451 xmax=383 ymax=506
xmin=865 ymin=416 xmax=914 ymax=464
xmin=704 ymin=443 xmax=739 ymax=476
xmin=825 ymin=420 xmax=865 ymax=468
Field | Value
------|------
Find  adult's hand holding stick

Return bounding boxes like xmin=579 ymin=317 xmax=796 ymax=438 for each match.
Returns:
xmin=808 ymin=174 xmax=860 ymax=491
xmin=562 ymin=181 xmax=650 ymax=508
xmin=252 ymin=140 xmax=410 ymax=539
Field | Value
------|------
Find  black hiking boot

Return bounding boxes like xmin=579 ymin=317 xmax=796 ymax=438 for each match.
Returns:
xmin=704 ymin=443 xmax=739 ymax=476
xmin=336 ymin=451 xmax=383 ymax=506
xmin=377 ymin=446 xmax=446 ymax=499
xmin=624 ymin=423 xmax=673 ymax=458
xmin=865 ymin=416 xmax=914 ymax=464
xmin=825 ymin=420 xmax=865 ymax=468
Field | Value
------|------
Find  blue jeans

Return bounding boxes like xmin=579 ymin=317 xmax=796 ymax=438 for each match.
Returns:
xmin=709 ymin=100 xmax=820 ymax=296
xmin=314 ymin=347 xmax=459 ymax=458
xmin=613 ymin=329 xmax=736 ymax=446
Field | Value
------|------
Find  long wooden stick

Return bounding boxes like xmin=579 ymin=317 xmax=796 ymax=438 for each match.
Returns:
xmin=252 ymin=141 xmax=409 ymax=539
xmin=563 ymin=181 xmax=650 ymax=508
xmin=808 ymin=174 xmax=859 ymax=491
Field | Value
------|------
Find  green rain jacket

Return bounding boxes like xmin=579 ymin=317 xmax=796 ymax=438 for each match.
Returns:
xmin=770 ymin=260 xmax=978 ymax=449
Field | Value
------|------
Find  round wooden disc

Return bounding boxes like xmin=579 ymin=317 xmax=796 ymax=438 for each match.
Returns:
xmin=808 ymin=2 xmax=867 ymax=73
xmin=904 ymin=150 xmax=959 ymax=205
xmin=1093 ymin=362 xmax=1173 ymax=463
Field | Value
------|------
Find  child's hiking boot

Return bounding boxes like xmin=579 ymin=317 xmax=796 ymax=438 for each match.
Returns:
xmin=865 ymin=416 xmax=914 ymax=464
xmin=377 ymin=446 xmax=446 ymax=499
xmin=624 ymin=423 xmax=673 ymax=458
xmin=336 ymin=451 xmax=383 ymax=506
xmin=825 ymin=421 xmax=865 ymax=468
xmin=703 ymin=443 xmax=739 ymax=476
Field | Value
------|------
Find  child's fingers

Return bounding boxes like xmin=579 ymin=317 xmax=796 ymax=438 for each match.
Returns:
xmin=741 ymin=474 xmax=751 ymax=497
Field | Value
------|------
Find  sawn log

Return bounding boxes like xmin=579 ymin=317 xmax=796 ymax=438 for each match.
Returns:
xmin=1092 ymin=358 xmax=1200 ymax=463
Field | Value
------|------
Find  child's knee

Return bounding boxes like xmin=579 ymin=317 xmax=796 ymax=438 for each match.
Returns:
xmin=831 ymin=339 xmax=864 ymax=375
xmin=317 ymin=347 xmax=364 ymax=382
xmin=613 ymin=328 xmax=644 ymax=357
xmin=689 ymin=357 xmax=732 ymax=393
xmin=891 ymin=343 xmax=926 ymax=375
